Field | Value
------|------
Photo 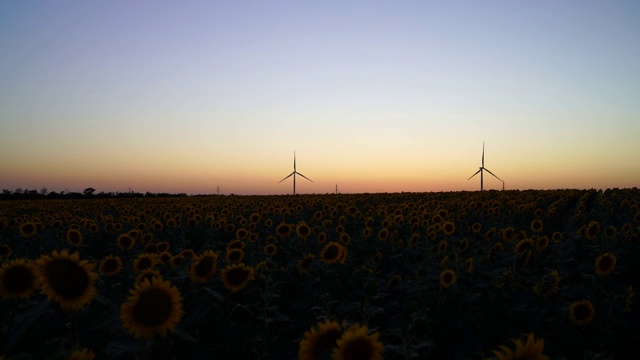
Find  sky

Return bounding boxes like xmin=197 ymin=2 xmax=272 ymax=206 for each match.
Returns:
xmin=1 ymin=1 xmax=639 ymax=195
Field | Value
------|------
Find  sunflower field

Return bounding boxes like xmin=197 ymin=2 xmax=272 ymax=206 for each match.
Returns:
xmin=0 ymin=189 xmax=639 ymax=359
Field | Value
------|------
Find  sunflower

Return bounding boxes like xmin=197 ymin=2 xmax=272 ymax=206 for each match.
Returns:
xmin=442 ymin=221 xmax=455 ymax=236
xmin=456 ymin=238 xmax=469 ymax=253
xmin=235 ymin=228 xmax=249 ymax=240
xmin=408 ymin=233 xmax=419 ymax=248
xmin=99 ymin=255 xmax=123 ymax=276
xmin=67 ymin=347 xmax=95 ymax=360
xmin=339 ymin=233 xmax=351 ymax=246
xmin=536 ymin=236 xmax=549 ymax=251
xmin=156 ymin=241 xmax=170 ymax=253
xmin=220 ymin=263 xmax=255 ymax=292
xmin=502 ymin=227 xmax=516 ymax=242
xmin=514 ymin=239 xmax=534 ymax=254
xmin=585 ymin=220 xmax=601 ymax=240
xmin=264 ymin=244 xmax=277 ymax=256
xmin=225 ymin=248 xmax=245 ymax=264
xmin=276 ymin=222 xmax=293 ymax=238
xmin=594 ymin=252 xmax=616 ymax=276
xmin=0 ymin=244 xmax=12 ymax=258
xmin=296 ymin=221 xmax=312 ymax=239
xmin=332 ymin=323 xmax=383 ymax=360
xmin=320 ymin=242 xmax=346 ymax=264
xmin=0 ymin=259 xmax=40 ymax=300
xmin=120 ymin=277 xmax=184 ymax=339
xmin=317 ymin=232 xmax=327 ymax=244
xmin=116 ymin=234 xmax=136 ymax=251
xmin=37 ymin=249 xmax=98 ymax=311
xmin=170 ymin=255 xmax=184 ymax=268
xmin=19 ymin=222 xmax=37 ymax=238
xmin=440 ymin=269 xmax=457 ymax=288
xmin=298 ymin=254 xmax=316 ymax=274
xmin=533 ymin=269 xmax=560 ymax=299
xmin=133 ymin=253 xmax=158 ymax=273
xmin=530 ymin=219 xmax=544 ymax=233
xmin=189 ymin=250 xmax=219 ymax=284
xmin=472 ymin=222 xmax=482 ymax=233
xmin=135 ymin=268 xmax=163 ymax=285
xmin=437 ymin=240 xmax=448 ymax=252
xmin=569 ymin=299 xmax=595 ymax=326
xmin=299 ymin=319 xmax=344 ymax=360
xmin=377 ymin=228 xmax=389 ymax=242
xmin=66 ymin=229 xmax=83 ymax=247
xmin=493 ymin=333 xmax=548 ymax=360
xmin=464 ymin=257 xmax=474 ymax=273
xmin=551 ymin=231 xmax=563 ymax=243
xmin=226 ymin=239 xmax=246 ymax=252
xmin=604 ymin=225 xmax=617 ymax=240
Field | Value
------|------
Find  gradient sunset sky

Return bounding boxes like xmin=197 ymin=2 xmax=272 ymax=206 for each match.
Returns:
xmin=1 ymin=1 xmax=639 ymax=195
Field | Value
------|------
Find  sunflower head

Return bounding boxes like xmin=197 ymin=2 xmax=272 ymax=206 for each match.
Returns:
xmin=19 ymin=222 xmax=38 ymax=238
xmin=492 ymin=333 xmax=548 ymax=360
xmin=320 ymin=242 xmax=346 ymax=264
xmin=440 ymin=269 xmax=457 ymax=288
xmin=37 ymin=249 xmax=98 ymax=311
xmin=332 ymin=323 xmax=383 ymax=360
xmin=99 ymin=255 xmax=123 ymax=276
xmin=189 ymin=250 xmax=219 ymax=284
xmin=220 ymin=263 xmax=255 ymax=292
xmin=120 ymin=277 xmax=184 ymax=339
xmin=225 ymin=248 xmax=245 ymax=264
xmin=569 ymin=299 xmax=595 ymax=326
xmin=0 ymin=259 xmax=40 ymax=300
xmin=66 ymin=229 xmax=84 ymax=247
xmin=299 ymin=320 xmax=344 ymax=360
xmin=594 ymin=252 xmax=616 ymax=276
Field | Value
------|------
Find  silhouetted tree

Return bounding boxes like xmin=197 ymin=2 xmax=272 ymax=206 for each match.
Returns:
xmin=83 ymin=188 xmax=96 ymax=196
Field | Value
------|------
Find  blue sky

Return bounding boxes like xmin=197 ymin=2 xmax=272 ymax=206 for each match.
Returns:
xmin=1 ymin=1 xmax=639 ymax=194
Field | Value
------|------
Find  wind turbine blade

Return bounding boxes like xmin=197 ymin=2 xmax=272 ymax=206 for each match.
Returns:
xmin=293 ymin=151 xmax=296 ymax=171
xmin=482 ymin=141 xmax=485 ymax=168
xmin=484 ymin=168 xmax=502 ymax=182
xmin=279 ymin=172 xmax=295 ymax=183
xmin=296 ymin=172 xmax=313 ymax=182
xmin=467 ymin=169 xmax=481 ymax=180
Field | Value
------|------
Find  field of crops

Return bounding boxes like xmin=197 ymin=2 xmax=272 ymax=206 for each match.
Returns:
xmin=1 ymin=189 xmax=639 ymax=359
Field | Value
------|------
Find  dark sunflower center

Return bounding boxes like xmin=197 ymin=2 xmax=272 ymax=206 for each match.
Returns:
xmin=228 ymin=251 xmax=242 ymax=262
xmin=120 ymin=237 xmax=133 ymax=248
xmin=598 ymin=257 xmax=614 ymax=270
xmin=227 ymin=268 xmax=249 ymax=286
xmin=47 ymin=259 xmax=89 ymax=299
xmin=102 ymin=259 xmax=119 ymax=273
xmin=68 ymin=232 xmax=81 ymax=244
xmin=136 ymin=258 xmax=154 ymax=272
xmin=443 ymin=273 xmax=454 ymax=284
xmin=313 ymin=329 xmax=342 ymax=358
xmin=574 ymin=304 xmax=592 ymax=321
xmin=323 ymin=246 xmax=339 ymax=260
xmin=300 ymin=258 xmax=312 ymax=270
xmin=341 ymin=337 xmax=375 ymax=360
xmin=195 ymin=257 xmax=214 ymax=277
xmin=132 ymin=288 xmax=173 ymax=327
xmin=4 ymin=266 xmax=35 ymax=293
xmin=298 ymin=226 xmax=310 ymax=237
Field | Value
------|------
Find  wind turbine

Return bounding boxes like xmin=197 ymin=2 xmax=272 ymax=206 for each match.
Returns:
xmin=279 ymin=151 xmax=313 ymax=195
xmin=467 ymin=142 xmax=502 ymax=191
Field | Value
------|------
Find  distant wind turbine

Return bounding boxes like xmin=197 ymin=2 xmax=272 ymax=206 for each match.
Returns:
xmin=279 ymin=151 xmax=313 ymax=195
xmin=467 ymin=142 xmax=502 ymax=191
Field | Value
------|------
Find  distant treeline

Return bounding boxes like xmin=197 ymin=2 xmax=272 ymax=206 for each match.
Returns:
xmin=0 ymin=187 xmax=188 ymax=200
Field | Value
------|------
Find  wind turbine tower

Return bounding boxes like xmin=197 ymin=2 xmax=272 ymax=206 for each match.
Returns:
xmin=279 ymin=151 xmax=313 ymax=195
xmin=467 ymin=142 xmax=503 ymax=191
